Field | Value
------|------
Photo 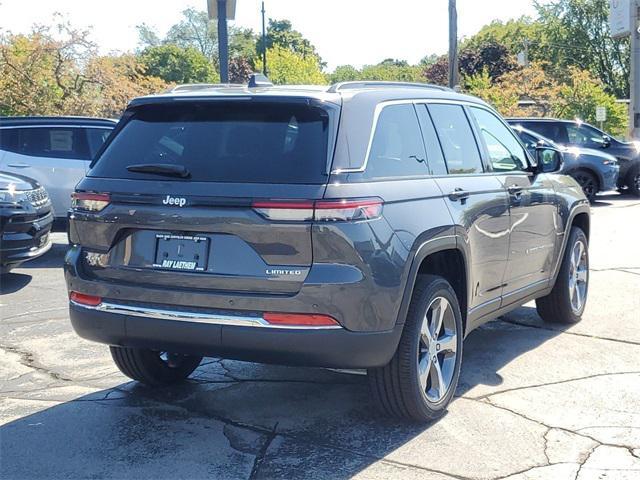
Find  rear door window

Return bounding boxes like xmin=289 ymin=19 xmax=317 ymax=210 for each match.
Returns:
xmin=0 ymin=127 xmax=90 ymax=160
xmin=86 ymin=128 xmax=112 ymax=159
xmin=364 ymin=104 xmax=429 ymax=179
xmin=415 ymin=105 xmax=448 ymax=175
xmin=90 ymin=102 xmax=332 ymax=184
xmin=427 ymin=104 xmax=483 ymax=174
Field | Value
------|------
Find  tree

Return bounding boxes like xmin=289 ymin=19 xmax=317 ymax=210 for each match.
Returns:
xmin=459 ymin=41 xmax=518 ymax=80
xmin=461 ymin=17 xmax=545 ymax=58
xmin=555 ymin=67 xmax=627 ymax=135
xmin=328 ymin=65 xmax=361 ymax=83
xmin=229 ymin=57 xmax=254 ymax=83
xmin=261 ymin=19 xmax=322 ymax=66
xmin=256 ymin=46 xmax=325 ymax=85
xmin=0 ymin=22 xmax=166 ymax=118
xmin=536 ymin=0 xmax=630 ymax=98
xmin=141 ymin=45 xmax=215 ymax=84
xmin=423 ymin=56 xmax=449 ymax=86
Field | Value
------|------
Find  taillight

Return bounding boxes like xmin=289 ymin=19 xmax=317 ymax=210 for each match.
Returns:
xmin=263 ymin=312 xmax=339 ymax=327
xmin=252 ymin=200 xmax=315 ymax=221
xmin=314 ymin=199 xmax=383 ymax=222
xmin=252 ymin=198 xmax=382 ymax=222
xmin=69 ymin=291 xmax=102 ymax=306
xmin=71 ymin=192 xmax=110 ymax=212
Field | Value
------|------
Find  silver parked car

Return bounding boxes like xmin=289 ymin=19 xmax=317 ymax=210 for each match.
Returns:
xmin=0 ymin=116 xmax=116 ymax=224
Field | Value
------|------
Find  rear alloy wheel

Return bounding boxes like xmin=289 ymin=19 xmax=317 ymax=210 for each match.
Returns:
xmin=536 ymin=226 xmax=589 ymax=324
xmin=573 ymin=170 xmax=598 ymax=202
xmin=110 ymin=346 xmax=202 ymax=386
xmin=368 ymin=274 xmax=463 ymax=422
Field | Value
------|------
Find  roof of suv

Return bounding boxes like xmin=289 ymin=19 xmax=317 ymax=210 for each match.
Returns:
xmin=129 ymin=82 xmax=488 ymax=109
xmin=507 ymin=118 xmax=579 ymax=124
xmin=0 ymin=116 xmax=117 ymax=128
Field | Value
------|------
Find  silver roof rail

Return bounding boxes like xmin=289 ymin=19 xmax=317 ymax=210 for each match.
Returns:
xmin=327 ymin=81 xmax=452 ymax=93
xmin=167 ymin=83 xmax=244 ymax=93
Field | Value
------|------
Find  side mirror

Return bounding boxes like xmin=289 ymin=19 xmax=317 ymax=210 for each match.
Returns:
xmin=601 ymin=135 xmax=611 ymax=148
xmin=535 ymin=146 xmax=563 ymax=173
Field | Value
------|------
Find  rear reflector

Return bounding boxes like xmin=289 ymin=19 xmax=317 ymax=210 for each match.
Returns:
xmin=252 ymin=198 xmax=382 ymax=222
xmin=263 ymin=312 xmax=339 ymax=327
xmin=69 ymin=291 xmax=102 ymax=306
xmin=71 ymin=192 xmax=110 ymax=212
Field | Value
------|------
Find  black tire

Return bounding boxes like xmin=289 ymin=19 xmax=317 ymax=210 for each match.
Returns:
xmin=368 ymin=274 xmax=463 ymax=422
xmin=573 ymin=170 xmax=598 ymax=202
xmin=626 ymin=165 xmax=640 ymax=197
xmin=110 ymin=346 xmax=202 ymax=386
xmin=536 ymin=227 xmax=589 ymax=324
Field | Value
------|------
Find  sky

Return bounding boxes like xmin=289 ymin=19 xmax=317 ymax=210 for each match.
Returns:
xmin=0 ymin=0 xmax=546 ymax=71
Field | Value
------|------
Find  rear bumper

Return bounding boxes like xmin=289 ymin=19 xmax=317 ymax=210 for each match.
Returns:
xmin=69 ymin=301 xmax=403 ymax=368
xmin=601 ymin=165 xmax=619 ymax=191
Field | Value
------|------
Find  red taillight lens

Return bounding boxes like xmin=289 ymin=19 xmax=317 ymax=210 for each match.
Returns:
xmin=314 ymin=199 xmax=383 ymax=222
xmin=71 ymin=192 xmax=110 ymax=212
xmin=263 ymin=312 xmax=339 ymax=327
xmin=69 ymin=291 xmax=102 ymax=306
xmin=252 ymin=198 xmax=382 ymax=222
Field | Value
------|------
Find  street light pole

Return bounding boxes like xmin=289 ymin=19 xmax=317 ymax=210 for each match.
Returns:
xmin=217 ymin=0 xmax=229 ymax=83
xmin=261 ymin=1 xmax=267 ymax=75
xmin=448 ymin=0 xmax=459 ymax=89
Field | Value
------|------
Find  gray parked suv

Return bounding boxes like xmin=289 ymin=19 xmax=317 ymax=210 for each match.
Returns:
xmin=66 ymin=79 xmax=591 ymax=422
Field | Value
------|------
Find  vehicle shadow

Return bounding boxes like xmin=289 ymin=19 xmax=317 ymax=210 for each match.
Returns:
xmin=0 ymin=272 xmax=32 ymax=295
xmin=19 ymin=240 xmax=69 ymax=270
xmin=1 ymin=307 xmax=562 ymax=478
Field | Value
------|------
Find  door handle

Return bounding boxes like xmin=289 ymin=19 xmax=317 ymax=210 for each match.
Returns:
xmin=448 ymin=188 xmax=470 ymax=202
xmin=7 ymin=163 xmax=30 ymax=168
xmin=508 ymin=184 xmax=524 ymax=195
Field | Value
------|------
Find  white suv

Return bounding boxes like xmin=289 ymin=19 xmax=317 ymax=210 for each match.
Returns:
xmin=0 ymin=116 xmax=116 ymax=224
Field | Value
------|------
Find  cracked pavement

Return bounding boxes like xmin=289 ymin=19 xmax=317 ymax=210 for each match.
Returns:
xmin=1 ymin=194 xmax=639 ymax=480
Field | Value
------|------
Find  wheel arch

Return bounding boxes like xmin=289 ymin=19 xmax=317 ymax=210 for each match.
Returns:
xmin=551 ymin=204 xmax=591 ymax=285
xmin=396 ymin=236 xmax=468 ymax=335
xmin=570 ymin=166 xmax=602 ymax=192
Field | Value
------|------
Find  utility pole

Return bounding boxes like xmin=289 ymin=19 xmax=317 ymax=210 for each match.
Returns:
xmin=448 ymin=0 xmax=459 ymax=89
xmin=261 ymin=1 xmax=267 ymax=75
xmin=217 ymin=0 xmax=229 ymax=83
xmin=631 ymin=0 xmax=640 ymax=139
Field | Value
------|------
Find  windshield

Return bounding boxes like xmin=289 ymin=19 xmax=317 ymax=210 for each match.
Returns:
xmin=89 ymin=101 xmax=332 ymax=184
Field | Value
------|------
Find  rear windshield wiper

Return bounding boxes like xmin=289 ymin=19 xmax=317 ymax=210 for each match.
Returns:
xmin=126 ymin=163 xmax=191 ymax=179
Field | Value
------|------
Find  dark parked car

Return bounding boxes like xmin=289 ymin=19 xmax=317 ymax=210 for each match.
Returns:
xmin=510 ymin=124 xmax=619 ymax=202
xmin=508 ymin=117 xmax=640 ymax=196
xmin=0 ymin=171 xmax=53 ymax=273
xmin=66 ymin=79 xmax=590 ymax=422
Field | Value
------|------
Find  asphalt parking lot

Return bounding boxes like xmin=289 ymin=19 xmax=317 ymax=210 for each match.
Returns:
xmin=1 ymin=193 xmax=639 ymax=480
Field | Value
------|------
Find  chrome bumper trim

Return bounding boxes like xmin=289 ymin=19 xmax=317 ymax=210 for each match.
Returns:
xmin=70 ymin=300 xmax=343 ymax=330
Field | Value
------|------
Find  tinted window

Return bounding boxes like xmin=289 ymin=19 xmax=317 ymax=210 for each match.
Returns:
xmin=0 ymin=127 xmax=89 ymax=160
xmin=364 ymin=104 xmax=429 ymax=179
xmin=522 ymin=122 xmax=569 ymax=144
xmin=86 ymin=128 xmax=112 ymax=159
xmin=471 ymin=107 xmax=528 ymax=172
xmin=90 ymin=102 xmax=331 ymax=184
xmin=415 ymin=105 xmax=448 ymax=175
xmin=428 ymin=104 xmax=483 ymax=174
xmin=566 ymin=123 xmax=605 ymax=147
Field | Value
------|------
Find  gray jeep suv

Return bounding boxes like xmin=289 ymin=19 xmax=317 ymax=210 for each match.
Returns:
xmin=65 ymin=79 xmax=590 ymax=422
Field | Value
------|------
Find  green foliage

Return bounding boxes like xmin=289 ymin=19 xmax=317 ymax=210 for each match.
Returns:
xmin=141 ymin=45 xmax=215 ymax=84
xmin=260 ymin=19 xmax=322 ymax=66
xmin=535 ymin=0 xmax=630 ymax=98
xmin=554 ymin=68 xmax=628 ymax=135
xmin=462 ymin=17 xmax=545 ymax=57
xmin=329 ymin=61 xmax=423 ymax=84
xmin=256 ymin=46 xmax=325 ymax=85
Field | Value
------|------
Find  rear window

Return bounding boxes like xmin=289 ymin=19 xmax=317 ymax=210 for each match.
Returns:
xmin=89 ymin=102 xmax=332 ymax=184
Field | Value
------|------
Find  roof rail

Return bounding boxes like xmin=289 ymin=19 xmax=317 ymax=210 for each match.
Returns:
xmin=327 ymin=81 xmax=452 ymax=93
xmin=167 ymin=83 xmax=243 ymax=93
